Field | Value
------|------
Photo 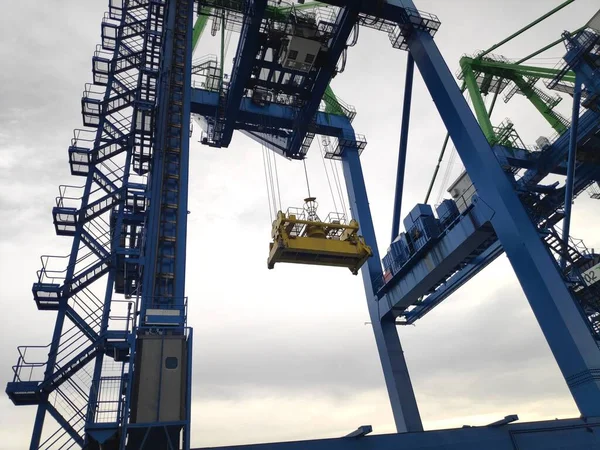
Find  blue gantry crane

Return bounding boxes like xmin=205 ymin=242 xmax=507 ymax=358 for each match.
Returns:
xmin=5 ymin=0 xmax=600 ymax=449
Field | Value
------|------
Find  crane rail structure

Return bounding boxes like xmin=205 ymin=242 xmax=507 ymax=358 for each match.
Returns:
xmin=5 ymin=1 xmax=600 ymax=449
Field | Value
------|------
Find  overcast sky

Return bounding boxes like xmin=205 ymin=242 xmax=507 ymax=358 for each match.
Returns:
xmin=1 ymin=1 xmax=599 ymax=449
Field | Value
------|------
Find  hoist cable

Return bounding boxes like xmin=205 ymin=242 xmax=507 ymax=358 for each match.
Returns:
xmin=435 ymin=97 xmax=473 ymax=203
xmin=257 ymin=111 xmax=281 ymax=217
xmin=224 ymin=29 xmax=232 ymax=59
xmin=302 ymin=158 xmax=312 ymax=198
xmin=331 ymin=157 xmax=348 ymax=219
xmin=263 ymin=113 xmax=281 ymax=213
xmin=272 ymin=147 xmax=283 ymax=212
xmin=424 ymin=133 xmax=450 ymax=204
xmin=266 ymin=142 xmax=278 ymax=215
xmin=331 ymin=159 xmax=345 ymax=216
xmin=261 ymin=147 xmax=273 ymax=223
xmin=436 ymin=145 xmax=457 ymax=204
xmin=318 ymin=137 xmax=339 ymax=215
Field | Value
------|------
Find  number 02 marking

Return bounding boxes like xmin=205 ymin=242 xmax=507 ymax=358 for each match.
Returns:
xmin=582 ymin=263 xmax=600 ymax=287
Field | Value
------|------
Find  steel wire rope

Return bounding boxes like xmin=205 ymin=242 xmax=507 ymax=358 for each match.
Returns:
xmin=434 ymin=94 xmax=477 ymax=203
xmin=436 ymin=145 xmax=457 ymax=204
xmin=272 ymin=150 xmax=283 ymax=212
xmin=261 ymin=146 xmax=274 ymax=222
xmin=265 ymin=139 xmax=278 ymax=216
xmin=224 ymin=29 xmax=233 ymax=57
xmin=317 ymin=136 xmax=340 ymax=215
xmin=265 ymin=113 xmax=283 ymax=212
xmin=330 ymin=155 xmax=349 ymax=220
xmin=302 ymin=158 xmax=312 ymax=198
xmin=257 ymin=111 xmax=281 ymax=218
xmin=263 ymin=113 xmax=282 ymax=213
xmin=348 ymin=22 xmax=359 ymax=47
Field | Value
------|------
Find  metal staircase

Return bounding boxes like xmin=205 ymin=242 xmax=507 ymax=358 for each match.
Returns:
xmin=540 ymin=225 xmax=600 ymax=342
xmin=6 ymin=0 xmax=167 ymax=447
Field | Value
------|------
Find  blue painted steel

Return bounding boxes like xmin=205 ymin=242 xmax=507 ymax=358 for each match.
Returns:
xmin=219 ymin=0 xmax=269 ymax=146
xmin=22 ymin=1 xmax=140 ymax=442
xmin=29 ymin=304 xmax=68 ymax=449
xmin=287 ymin=3 xmax=360 ymax=156
xmin=380 ymin=197 xmax=496 ymax=317
xmin=133 ymin=0 xmax=194 ymax=446
xmin=398 ymin=3 xmax=600 ymax=415
xmin=319 ymin=0 xmax=423 ymax=23
xmin=519 ymin=108 xmax=600 ymax=187
xmin=184 ymin=328 xmax=194 ymax=449
xmin=30 ymin=402 xmax=47 ymax=450
xmin=195 ymin=416 xmax=600 ymax=450
xmin=46 ymin=402 xmax=84 ymax=446
xmin=140 ymin=0 xmax=179 ymax=316
xmin=562 ymin=30 xmax=600 ymax=95
xmin=391 ymin=53 xmax=414 ymax=242
xmin=191 ymin=88 xmax=354 ymax=140
xmin=402 ymin=241 xmax=504 ymax=324
xmin=340 ymin=132 xmax=423 ymax=433
xmin=561 ymin=75 xmax=582 ymax=270
xmin=5 ymin=0 xmax=190 ymax=446
xmin=178 ymin=0 xmax=195 ymax=309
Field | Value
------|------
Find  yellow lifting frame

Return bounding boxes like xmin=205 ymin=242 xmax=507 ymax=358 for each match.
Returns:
xmin=267 ymin=211 xmax=373 ymax=274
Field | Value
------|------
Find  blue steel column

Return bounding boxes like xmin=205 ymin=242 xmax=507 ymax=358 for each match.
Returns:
xmin=399 ymin=1 xmax=600 ymax=417
xmin=30 ymin=304 xmax=67 ymax=449
xmin=560 ymin=75 xmax=582 ymax=270
xmin=391 ymin=52 xmax=414 ymax=242
xmin=219 ymin=0 xmax=268 ymax=147
xmin=176 ymin=0 xmax=194 ymax=302
xmin=140 ymin=0 xmax=176 ymax=312
xmin=340 ymin=129 xmax=423 ymax=433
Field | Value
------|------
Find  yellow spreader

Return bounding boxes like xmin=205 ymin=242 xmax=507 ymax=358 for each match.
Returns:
xmin=268 ymin=198 xmax=372 ymax=274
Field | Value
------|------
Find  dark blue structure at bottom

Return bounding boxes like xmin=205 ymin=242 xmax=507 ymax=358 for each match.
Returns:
xmin=195 ymin=416 xmax=600 ymax=450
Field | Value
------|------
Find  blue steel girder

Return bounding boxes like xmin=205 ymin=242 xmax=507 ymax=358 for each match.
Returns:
xmin=542 ymin=163 xmax=600 ymax=211
xmin=488 ymin=144 xmax=592 ymax=176
xmin=399 ymin=3 xmax=600 ymax=417
xmin=141 ymin=0 xmax=194 ymax=311
xmin=191 ymin=88 xmax=354 ymax=143
xmin=379 ymin=197 xmax=497 ymax=317
xmin=519 ymin=108 xmax=600 ymax=187
xmin=286 ymin=2 xmax=361 ymax=157
xmin=194 ymin=417 xmax=600 ymax=450
xmin=562 ymin=30 xmax=600 ymax=94
xmin=318 ymin=0 xmax=423 ymax=23
xmin=380 ymin=155 xmax=598 ymax=323
xmin=339 ymin=129 xmax=423 ymax=433
xmin=241 ymin=130 xmax=290 ymax=154
xmin=219 ymin=0 xmax=269 ymax=147
xmin=401 ymin=240 xmax=504 ymax=324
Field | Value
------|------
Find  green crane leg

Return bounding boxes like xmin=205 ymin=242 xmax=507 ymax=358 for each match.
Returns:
xmin=461 ymin=62 xmax=496 ymax=143
xmin=323 ymin=85 xmax=344 ymax=115
xmin=192 ymin=7 xmax=211 ymax=51
xmin=512 ymin=75 xmax=568 ymax=135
